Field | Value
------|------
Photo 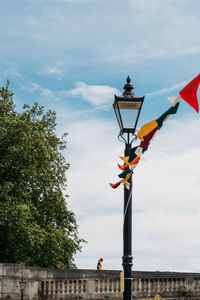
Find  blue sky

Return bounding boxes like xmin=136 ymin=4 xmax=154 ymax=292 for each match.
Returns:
xmin=1 ymin=0 xmax=200 ymax=271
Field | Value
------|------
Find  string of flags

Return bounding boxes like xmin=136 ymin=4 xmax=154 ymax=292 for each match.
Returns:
xmin=109 ymin=73 xmax=200 ymax=190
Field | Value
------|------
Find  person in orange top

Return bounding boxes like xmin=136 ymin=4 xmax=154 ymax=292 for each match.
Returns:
xmin=97 ymin=258 xmax=103 ymax=270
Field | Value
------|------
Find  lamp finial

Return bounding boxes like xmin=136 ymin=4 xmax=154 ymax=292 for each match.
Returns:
xmin=123 ymin=76 xmax=134 ymax=96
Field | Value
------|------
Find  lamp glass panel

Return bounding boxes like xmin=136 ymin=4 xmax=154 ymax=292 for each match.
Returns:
xmin=120 ymin=108 xmax=139 ymax=129
xmin=113 ymin=102 xmax=123 ymax=130
xmin=19 ymin=281 xmax=26 ymax=290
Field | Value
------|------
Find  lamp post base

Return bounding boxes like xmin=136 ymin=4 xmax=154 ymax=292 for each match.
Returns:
xmin=122 ymin=255 xmax=133 ymax=300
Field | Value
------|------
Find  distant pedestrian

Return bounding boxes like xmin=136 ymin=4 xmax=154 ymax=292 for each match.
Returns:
xmin=97 ymin=258 xmax=103 ymax=270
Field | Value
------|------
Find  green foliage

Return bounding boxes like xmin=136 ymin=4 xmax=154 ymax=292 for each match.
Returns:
xmin=176 ymin=285 xmax=191 ymax=297
xmin=0 ymin=83 xmax=85 ymax=268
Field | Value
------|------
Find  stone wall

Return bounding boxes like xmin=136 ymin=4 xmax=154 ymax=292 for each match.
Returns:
xmin=1 ymin=263 xmax=200 ymax=300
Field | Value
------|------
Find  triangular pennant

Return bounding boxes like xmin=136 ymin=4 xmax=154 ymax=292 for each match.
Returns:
xmin=156 ymin=102 xmax=179 ymax=128
xmin=118 ymin=168 xmax=132 ymax=179
xmin=109 ymin=181 xmax=122 ymax=189
xmin=118 ymin=163 xmax=129 ymax=170
xmin=121 ymin=172 xmax=132 ymax=183
xmin=127 ymin=155 xmax=140 ymax=166
xmin=168 ymin=95 xmax=181 ymax=106
xmin=128 ymin=146 xmax=139 ymax=163
xmin=140 ymin=126 xmax=158 ymax=148
xmin=135 ymin=146 xmax=143 ymax=157
xmin=120 ymin=156 xmax=129 ymax=164
xmin=137 ymin=119 xmax=158 ymax=141
xmin=129 ymin=164 xmax=137 ymax=171
xmin=179 ymin=74 xmax=200 ymax=113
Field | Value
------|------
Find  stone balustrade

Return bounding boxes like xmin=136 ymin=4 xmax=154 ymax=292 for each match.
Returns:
xmin=1 ymin=263 xmax=200 ymax=299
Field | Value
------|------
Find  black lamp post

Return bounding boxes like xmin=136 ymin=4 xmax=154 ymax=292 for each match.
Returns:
xmin=19 ymin=277 xmax=26 ymax=300
xmin=113 ymin=76 xmax=144 ymax=300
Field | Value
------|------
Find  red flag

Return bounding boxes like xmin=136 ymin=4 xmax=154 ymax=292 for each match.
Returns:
xmin=140 ymin=127 xmax=158 ymax=148
xmin=179 ymin=74 xmax=200 ymax=113
xmin=109 ymin=181 xmax=122 ymax=189
xmin=118 ymin=163 xmax=129 ymax=170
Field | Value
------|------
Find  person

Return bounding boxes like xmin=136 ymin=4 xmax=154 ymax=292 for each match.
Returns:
xmin=97 ymin=258 xmax=103 ymax=270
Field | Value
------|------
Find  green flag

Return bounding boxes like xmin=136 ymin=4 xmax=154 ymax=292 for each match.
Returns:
xmin=156 ymin=102 xmax=179 ymax=128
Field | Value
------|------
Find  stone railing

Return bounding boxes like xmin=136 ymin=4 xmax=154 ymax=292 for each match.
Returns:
xmin=1 ymin=263 xmax=200 ymax=299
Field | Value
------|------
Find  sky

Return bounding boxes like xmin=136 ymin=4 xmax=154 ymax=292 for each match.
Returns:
xmin=1 ymin=0 xmax=200 ymax=272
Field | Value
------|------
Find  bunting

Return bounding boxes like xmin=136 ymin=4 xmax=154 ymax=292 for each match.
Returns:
xmin=109 ymin=104 xmax=180 ymax=188
xmin=109 ymin=74 xmax=200 ymax=189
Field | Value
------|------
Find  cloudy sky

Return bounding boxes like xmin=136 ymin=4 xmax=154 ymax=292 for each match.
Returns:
xmin=1 ymin=0 xmax=200 ymax=272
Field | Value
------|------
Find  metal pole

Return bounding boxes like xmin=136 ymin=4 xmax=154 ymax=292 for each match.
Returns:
xmin=21 ymin=290 xmax=23 ymax=300
xmin=122 ymin=137 xmax=133 ymax=300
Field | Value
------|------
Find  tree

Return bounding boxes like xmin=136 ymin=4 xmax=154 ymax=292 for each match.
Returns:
xmin=0 ymin=82 xmax=85 ymax=268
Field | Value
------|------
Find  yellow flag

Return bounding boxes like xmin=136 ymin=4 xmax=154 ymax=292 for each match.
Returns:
xmin=120 ymin=156 xmax=129 ymax=164
xmin=121 ymin=172 xmax=131 ymax=183
xmin=137 ymin=119 xmax=158 ymax=140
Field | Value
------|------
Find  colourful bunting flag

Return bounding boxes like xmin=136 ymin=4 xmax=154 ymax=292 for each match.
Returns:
xmin=121 ymin=172 xmax=132 ymax=183
xmin=128 ymin=146 xmax=139 ymax=163
xmin=129 ymin=164 xmax=137 ymax=171
xmin=156 ymin=102 xmax=179 ymax=128
xmin=127 ymin=155 xmax=140 ymax=166
xmin=109 ymin=181 xmax=122 ymax=189
xmin=118 ymin=168 xmax=132 ymax=179
xmin=139 ymin=126 xmax=158 ymax=148
xmin=179 ymin=74 xmax=200 ymax=113
xmin=137 ymin=119 xmax=158 ymax=141
xmin=118 ymin=163 xmax=129 ymax=170
xmin=120 ymin=156 xmax=129 ymax=164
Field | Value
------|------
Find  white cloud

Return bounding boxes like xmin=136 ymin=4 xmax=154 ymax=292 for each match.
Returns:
xmin=46 ymin=67 xmax=62 ymax=75
xmin=66 ymin=82 xmax=120 ymax=105
xmin=65 ymin=116 xmax=200 ymax=271
xmin=21 ymin=82 xmax=56 ymax=99
xmin=146 ymin=81 xmax=187 ymax=98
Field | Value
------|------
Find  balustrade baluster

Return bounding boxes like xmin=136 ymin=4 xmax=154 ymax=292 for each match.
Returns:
xmin=83 ymin=280 xmax=87 ymax=293
xmin=64 ymin=280 xmax=68 ymax=294
xmin=116 ymin=279 xmax=120 ymax=292
xmin=59 ymin=281 xmax=63 ymax=294
xmin=46 ymin=281 xmax=49 ymax=295
xmin=147 ymin=279 xmax=151 ymax=293
xmin=78 ymin=280 xmax=81 ymax=293
xmin=100 ymin=279 xmax=103 ymax=293
xmin=50 ymin=281 xmax=53 ymax=295
xmin=109 ymin=279 xmax=112 ymax=293
xmin=140 ymin=279 xmax=144 ymax=292
xmin=74 ymin=280 xmax=77 ymax=294
xmin=150 ymin=279 xmax=153 ymax=292
xmin=144 ymin=279 xmax=149 ymax=292
xmin=159 ymin=279 xmax=162 ymax=292
xmin=132 ymin=279 xmax=135 ymax=292
xmin=41 ymin=281 xmax=44 ymax=296
xmin=104 ymin=279 xmax=108 ymax=292
xmin=95 ymin=280 xmax=98 ymax=293
xmin=113 ymin=279 xmax=116 ymax=292
xmin=69 ymin=280 xmax=72 ymax=294
xmin=102 ymin=279 xmax=105 ymax=293
xmin=195 ymin=278 xmax=200 ymax=291
xmin=168 ymin=278 xmax=171 ymax=292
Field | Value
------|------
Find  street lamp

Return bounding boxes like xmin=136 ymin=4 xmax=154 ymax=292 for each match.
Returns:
xmin=113 ymin=76 xmax=144 ymax=300
xmin=19 ymin=277 xmax=26 ymax=300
